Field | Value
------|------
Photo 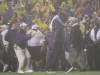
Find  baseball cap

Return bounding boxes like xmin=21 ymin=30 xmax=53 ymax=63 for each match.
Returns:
xmin=31 ymin=24 xmax=38 ymax=29
xmin=20 ymin=22 xmax=27 ymax=27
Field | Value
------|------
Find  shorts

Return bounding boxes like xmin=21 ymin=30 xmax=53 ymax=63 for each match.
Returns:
xmin=27 ymin=46 xmax=41 ymax=61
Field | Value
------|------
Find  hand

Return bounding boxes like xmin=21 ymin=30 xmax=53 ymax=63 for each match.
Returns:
xmin=26 ymin=34 xmax=31 ymax=36
xmin=70 ymin=44 xmax=74 ymax=48
xmin=40 ymin=35 xmax=45 ymax=38
xmin=41 ymin=46 xmax=44 ymax=51
xmin=31 ymin=33 xmax=36 ymax=37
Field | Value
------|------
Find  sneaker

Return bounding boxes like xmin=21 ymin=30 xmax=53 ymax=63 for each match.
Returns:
xmin=17 ymin=70 xmax=24 ymax=73
xmin=8 ymin=71 xmax=12 ymax=72
xmin=65 ymin=67 xmax=74 ymax=73
xmin=46 ymin=71 xmax=56 ymax=73
xmin=3 ymin=64 xmax=8 ymax=72
xmin=25 ymin=70 xmax=33 ymax=73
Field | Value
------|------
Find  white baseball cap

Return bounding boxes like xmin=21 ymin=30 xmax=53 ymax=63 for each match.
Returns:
xmin=31 ymin=24 xmax=38 ymax=29
xmin=20 ymin=22 xmax=27 ymax=27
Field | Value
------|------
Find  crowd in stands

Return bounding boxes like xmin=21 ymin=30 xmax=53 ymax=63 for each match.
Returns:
xmin=0 ymin=0 xmax=100 ymax=73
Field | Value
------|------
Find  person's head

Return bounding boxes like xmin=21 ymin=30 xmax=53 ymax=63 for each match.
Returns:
xmin=92 ymin=12 xmax=98 ymax=19
xmin=68 ymin=17 xmax=77 ymax=25
xmin=52 ymin=12 xmax=57 ymax=17
xmin=45 ymin=1 xmax=49 ymax=6
xmin=84 ymin=15 xmax=89 ymax=20
xmin=93 ymin=22 xmax=100 ymax=29
xmin=65 ymin=25 xmax=71 ymax=32
xmin=9 ymin=23 xmax=17 ymax=29
xmin=52 ymin=10 xmax=61 ymax=17
xmin=20 ymin=22 xmax=28 ymax=30
xmin=58 ymin=9 xmax=62 ymax=15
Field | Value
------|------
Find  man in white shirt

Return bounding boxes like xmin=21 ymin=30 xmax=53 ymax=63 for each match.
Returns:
xmin=27 ymin=24 xmax=45 ymax=71
xmin=1 ymin=24 xmax=9 ymax=53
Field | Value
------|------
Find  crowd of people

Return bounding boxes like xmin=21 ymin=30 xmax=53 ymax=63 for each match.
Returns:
xmin=0 ymin=0 xmax=100 ymax=73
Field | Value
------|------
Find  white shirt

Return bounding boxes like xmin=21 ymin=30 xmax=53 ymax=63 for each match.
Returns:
xmin=1 ymin=29 xmax=8 ymax=46
xmin=90 ymin=28 xmax=100 ymax=42
xmin=27 ymin=29 xmax=45 ymax=47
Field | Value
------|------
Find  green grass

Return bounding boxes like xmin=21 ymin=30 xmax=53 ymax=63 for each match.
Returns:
xmin=0 ymin=71 xmax=100 ymax=75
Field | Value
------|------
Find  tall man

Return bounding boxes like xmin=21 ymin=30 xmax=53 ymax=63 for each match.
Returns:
xmin=47 ymin=12 xmax=66 ymax=72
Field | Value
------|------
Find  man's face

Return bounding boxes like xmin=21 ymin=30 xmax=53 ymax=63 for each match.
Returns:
xmin=21 ymin=26 xmax=28 ymax=31
xmin=12 ymin=24 xmax=17 ymax=29
xmin=93 ymin=24 xmax=98 ymax=29
xmin=69 ymin=20 xmax=74 ymax=25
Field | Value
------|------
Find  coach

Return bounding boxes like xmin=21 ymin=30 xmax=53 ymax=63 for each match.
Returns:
xmin=14 ymin=22 xmax=32 ymax=73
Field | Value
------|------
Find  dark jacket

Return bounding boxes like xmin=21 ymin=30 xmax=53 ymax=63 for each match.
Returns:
xmin=5 ymin=29 xmax=17 ymax=46
xmin=0 ymin=34 xmax=4 ymax=51
xmin=70 ymin=24 xmax=83 ymax=49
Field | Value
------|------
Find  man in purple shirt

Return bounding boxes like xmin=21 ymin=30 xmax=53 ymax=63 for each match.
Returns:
xmin=46 ymin=12 xmax=66 ymax=72
xmin=14 ymin=22 xmax=33 ymax=73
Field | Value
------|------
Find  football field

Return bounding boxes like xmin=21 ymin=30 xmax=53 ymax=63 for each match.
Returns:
xmin=0 ymin=71 xmax=100 ymax=75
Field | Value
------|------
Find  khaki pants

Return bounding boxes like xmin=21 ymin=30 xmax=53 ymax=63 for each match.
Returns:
xmin=65 ymin=51 xmax=69 ymax=61
xmin=14 ymin=46 xmax=31 ymax=71
xmin=68 ymin=48 xmax=80 ymax=66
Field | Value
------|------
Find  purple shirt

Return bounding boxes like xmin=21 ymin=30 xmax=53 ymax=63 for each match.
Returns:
xmin=5 ymin=29 xmax=17 ymax=45
xmin=45 ymin=31 xmax=54 ymax=52
xmin=15 ymin=29 xmax=31 ymax=49
xmin=52 ymin=17 xmax=65 ymax=44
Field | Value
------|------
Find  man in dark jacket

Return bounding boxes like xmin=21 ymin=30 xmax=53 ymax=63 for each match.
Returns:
xmin=66 ymin=17 xmax=83 ymax=73
xmin=5 ymin=23 xmax=18 ymax=72
xmin=90 ymin=22 xmax=100 ymax=70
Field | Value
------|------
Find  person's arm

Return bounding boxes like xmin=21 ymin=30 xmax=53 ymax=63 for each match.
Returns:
xmin=0 ymin=34 xmax=4 ymax=51
xmin=5 ymin=30 xmax=10 ymax=42
xmin=22 ymin=34 xmax=31 ymax=41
